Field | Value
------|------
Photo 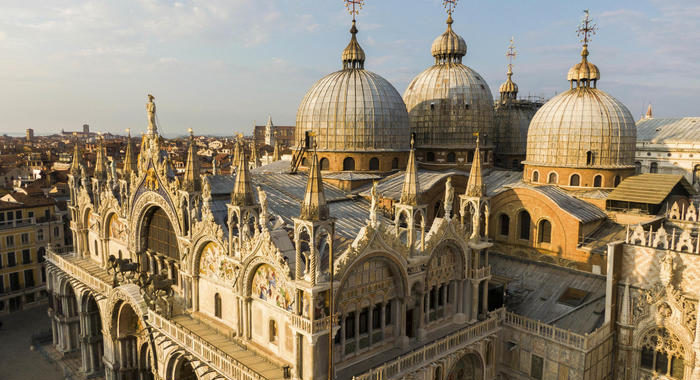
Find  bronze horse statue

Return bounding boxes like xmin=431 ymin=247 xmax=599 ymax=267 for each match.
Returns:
xmin=107 ymin=255 xmax=139 ymax=281
xmin=138 ymin=270 xmax=174 ymax=298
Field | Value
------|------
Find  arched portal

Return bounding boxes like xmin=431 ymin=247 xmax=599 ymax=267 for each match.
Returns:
xmin=80 ymin=293 xmax=104 ymax=375
xmin=446 ymin=352 xmax=483 ymax=380
xmin=167 ymin=354 xmax=197 ymax=380
xmin=55 ymin=280 xmax=80 ymax=353
xmin=112 ymin=301 xmax=142 ymax=380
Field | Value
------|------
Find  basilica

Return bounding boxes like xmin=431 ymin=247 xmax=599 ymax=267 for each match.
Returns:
xmin=45 ymin=4 xmax=700 ymax=380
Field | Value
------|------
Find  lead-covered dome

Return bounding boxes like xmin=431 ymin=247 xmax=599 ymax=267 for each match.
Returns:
xmin=295 ymin=21 xmax=410 ymax=152
xmin=525 ymin=45 xmax=636 ymax=168
xmin=403 ymin=15 xmax=494 ymax=149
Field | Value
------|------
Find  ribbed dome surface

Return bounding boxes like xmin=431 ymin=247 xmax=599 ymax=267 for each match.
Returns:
xmin=525 ymin=88 xmax=636 ymax=168
xmin=495 ymin=105 xmax=536 ymax=156
xmin=403 ymin=63 xmax=494 ymax=148
xmin=296 ymin=69 xmax=410 ymax=151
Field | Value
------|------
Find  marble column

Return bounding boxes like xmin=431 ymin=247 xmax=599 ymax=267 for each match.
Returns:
xmin=470 ymin=280 xmax=479 ymax=322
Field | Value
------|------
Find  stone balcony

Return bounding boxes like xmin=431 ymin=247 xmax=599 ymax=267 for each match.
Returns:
xmin=349 ymin=310 xmax=502 ymax=380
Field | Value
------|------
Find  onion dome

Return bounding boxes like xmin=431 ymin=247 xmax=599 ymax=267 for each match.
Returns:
xmin=525 ymin=44 xmax=636 ymax=169
xmin=341 ymin=20 xmax=365 ymax=69
xmin=296 ymin=22 xmax=410 ymax=152
xmin=430 ymin=15 xmax=467 ymax=64
xmin=403 ymin=15 xmax=494 ymax=149
xmin=499 ymin=65 xmax=518 ymax=99
xmin=567 ymin=45 xmax=600 ymax=88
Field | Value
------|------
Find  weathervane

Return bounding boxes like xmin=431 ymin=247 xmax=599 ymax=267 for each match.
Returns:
xmin=506 ymin=37 xmax=517 ymax=70
xmin=443 ymin=0 xmax=458 ymax=15
xmin=344 ymin=0 xmax=364 ymax=19
xmin=577 ymin=10 xmax=597 ymax=45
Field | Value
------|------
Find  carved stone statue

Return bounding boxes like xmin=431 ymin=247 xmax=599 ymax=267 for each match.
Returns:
xmin=257 ymin=186 xmax=268 ymax=226
xmin=660 ymin=250 xmax=676 ymax=287
xmin=369 ymin=181 xmax=379 ymax=227
xmin=146 ymin=94 xmax=157 ymax=135
xmin=444 ymin=176 xmax=454 ymax=219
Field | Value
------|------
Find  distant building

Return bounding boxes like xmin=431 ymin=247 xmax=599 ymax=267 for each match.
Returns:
xmin=635 ymin=115 xmax=700 ymax=188
xmin=253 ymin=116 xmax=294 ymax=149
xmin=0 ymin=190 xmax=65 ymax=314
xmin=25 ymin=128 xmax=34 ymax=142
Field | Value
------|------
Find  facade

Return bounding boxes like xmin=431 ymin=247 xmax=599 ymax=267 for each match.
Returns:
xmin=43 ymin=6 xmax=700 ymax=380
xmin=253 ymin=117 xmax=295 ymax=151
xmin=0 ymin=190 xmax=65 ymax=314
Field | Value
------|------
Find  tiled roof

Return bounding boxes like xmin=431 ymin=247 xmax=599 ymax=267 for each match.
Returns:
xmin=490 ymin=253 xmax=606 ymax=335
xmin=607 ymin=173 xmax=696 ymax=204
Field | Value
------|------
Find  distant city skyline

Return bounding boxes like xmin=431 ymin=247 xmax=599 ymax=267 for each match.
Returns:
xmin=1 ymin=0 xmax=698 ymax=136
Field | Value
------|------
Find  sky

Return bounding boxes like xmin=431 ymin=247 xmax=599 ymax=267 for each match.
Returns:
xmin=1 ymin=0 xmax=699 ymax=136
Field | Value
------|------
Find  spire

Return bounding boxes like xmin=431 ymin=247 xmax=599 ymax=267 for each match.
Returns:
xmin=231 ymin=142 xmax=255 ymax=206
xmin=182 ymin=128 xmax=201 ymax=191
xmin=499 ymin=38 xmax=519 ymax=101
xmin=266 ymin=115 xmax=273 ymax=129
xmin=232 ymin=136 xmax=241 ymax=167
xmin=70 ymin=134 xmax=83 ymax=176
xmin=300 ymin=151 xmax=329 ymax=220
xmin=250 ymin=142 xmax=259 ymax=167
xmin=567 ymin=10 xmax=600 ymax=88
xmin=619 ymin=282 xmax=631 ymax=325
xmin=645 ymin=103 xmax=653 ymax=119
xmin=465 ymin=134 xmax=485 ymax=197
xmin=400 ymin=134 xmax=420 ymax=205
xmin=93 ymin=135 xmax=108 ymax=180
xmin=272 ymin=139 xmax=281 ymax=161
xmin=123 ymin=129 xmax=138 ymax=178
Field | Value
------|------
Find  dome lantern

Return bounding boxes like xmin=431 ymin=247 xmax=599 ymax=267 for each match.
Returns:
xmin=567 ymin=10 xmax=600 ymax=89
xmin=499 ymin=38 xmax=519 ymax=102
xmin=342 ymin=20 xmax=365 ymax=69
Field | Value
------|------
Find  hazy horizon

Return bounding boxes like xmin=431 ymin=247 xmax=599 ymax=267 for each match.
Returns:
xmin=1 ymin=0 xmax=699 ymax=136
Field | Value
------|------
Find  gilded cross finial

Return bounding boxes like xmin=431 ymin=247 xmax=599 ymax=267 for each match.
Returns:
xmin=577 ymin=10 xmax=597 ymax=45
xmin=506 ymin=37 xmax=517 ymax=73
xmin=443 ymin=0 xmax=458 ymax=15
xmin=344 ymin=0 xmax=364 ymax=19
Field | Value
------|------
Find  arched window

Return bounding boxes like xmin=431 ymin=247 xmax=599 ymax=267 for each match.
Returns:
xmin=614 ymin=175 xmax=621 ymax=187
xmin=145 ymin=208 xmax=179 ymax=260
xmin=301 ymin=157 xmax=309 ymax=167
xmin=640 ymin=327 xmax=685 ymax=379
xmin=518 ymin=211 xmax=531 ymax=241
xmin=532 ymin=171 xmax=539 ymax=182
xmin=369 ymin=157 xmax=380 ymax=171
xmin=434 ymin=366 xmax=442 ymax=380
xmin=538 ymin=220 xmax=552 ymax=243
xmin=214 ymin=293 xmax=222 ymax=318
xmin=548 ymin=172 xmax=558 ymax=184
xmin=391 ymin=157 xmax=399 ymax=169
xmin=426 ymin=152 xmax=435 ymax=162
xmin=499 ymin=214 xmax=510 ymax=236
xmin=650 ymin=162 xmax=658 ymax=173
xmin=593 ymin=175 xmax=603 ymax=187
xmin=446 ymin=152 xmax=456 ymax=163
xmin=635 ymin=161 xmax=642 ymax=174
xmin=343 ymin=157 xmax=355 ymax=171
xmin=570 ymin=174 xmax=580 ymax=186
xmin=586 ymin=151 xmax=594 ymax=165
xmin=468 ymin=151 xmax=474 ymax=162
xmin=512 ymin=159 xmax=519 ymax=168
xmin=320 ymin=158 xmax=330 ymax=171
